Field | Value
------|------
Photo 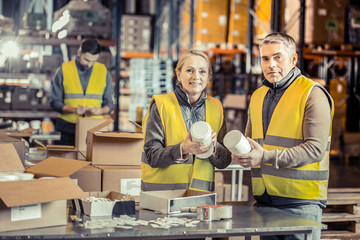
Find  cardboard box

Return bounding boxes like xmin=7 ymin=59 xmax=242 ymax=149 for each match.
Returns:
xmin=285 ymin=0 xmax=348 ymax=44
xmin=70 ymin=165 xmax=102 ymax=192
xmin=223 ymin=94 xmax=247 ymax=110
xmin=140 ymin=189 xmax=216 ymax=214
xmin=46 ymin=145 xmax=79 ymax=159
xmin=214 ymin=183 xmax=249 ymax=202
xmin=100 ymin=166 xmax=142 ymax=200
xmin=74 ymin=191 xmax=135 ymax=217
xmin=33 ymin=140 xmax=80 ymax=160
xmin=228 ymin=0 xmax=248 ymax=44
xmin=182 ymin=0 xmax=228 ymax=44
xmin=75 ymin=117 xmax=113 ymax=152
xmin=0 ymin=134 xmax=26 ymax=165
xmin=86 ymin=120 xmax=143 ymax=166
xmin=0 ymin=145 xmax=88 ymax=232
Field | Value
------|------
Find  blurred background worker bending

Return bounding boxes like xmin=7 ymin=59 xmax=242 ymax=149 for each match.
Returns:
xmin=50 ymin=39 xmax=114 ymax=146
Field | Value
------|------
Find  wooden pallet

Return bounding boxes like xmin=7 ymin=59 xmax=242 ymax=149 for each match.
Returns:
xmin=322 ymin=188 xmax=360 ymax=239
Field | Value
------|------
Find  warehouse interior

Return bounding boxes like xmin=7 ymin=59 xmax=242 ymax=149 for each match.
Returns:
xmin=0 ymin=0 xmax=360 ymax=239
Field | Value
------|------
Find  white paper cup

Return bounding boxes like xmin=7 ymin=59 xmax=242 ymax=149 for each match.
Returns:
xmin=223 ymin=130 xmax=251 ymax=154
xmin=190 ymin=121 xmax=213 ymax=159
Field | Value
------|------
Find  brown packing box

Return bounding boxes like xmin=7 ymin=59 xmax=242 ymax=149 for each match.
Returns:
xmin=285 ymin=0 xmax=348 ymax=44
xmin=75 ymin=117 xmax=113 ymax=152
xmin=100 ymin=166 xmax=142 ymax=201
xmin=214 ymin=183 xmax=249 ymax=202
xmin=46 ymin=145 xmax=79 ymax=159
xmin=0 ymin=144 xmax=88 ymax=232
xmin=86 ymin=119 xmax=143 ymax=165
xmin=0 ymin=134 xmax=26 ymax=165
xmin=228 ymin=0 xmax=248 ymax=44
xmin=33 ymin=140 xmax=79 ymax=160
xmin=70 ymin=165 xmax=102 ymax=192
xmin=223 ymin=94 xmax=247 ymax=110
xmin=140 ymin=189 xmax=216 ymax=214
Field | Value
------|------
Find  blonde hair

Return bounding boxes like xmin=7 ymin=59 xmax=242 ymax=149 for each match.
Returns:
xmin=176 ymin=49 xmax=212 ymax=76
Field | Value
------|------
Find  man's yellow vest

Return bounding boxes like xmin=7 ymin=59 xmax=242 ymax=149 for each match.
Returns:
xmin=249 ymin=76 xmax=334 ymax=200
xmin=141 ymin=92 xmax=223 ymax=192
xmin=58 ymin=60 xmax=107 ymax=123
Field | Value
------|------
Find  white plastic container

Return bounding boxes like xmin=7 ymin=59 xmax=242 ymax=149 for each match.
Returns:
xmin=190 ymin=121 xmax=213 ymax=159
xmin=224 ymin=130 xmax=251 ymax=154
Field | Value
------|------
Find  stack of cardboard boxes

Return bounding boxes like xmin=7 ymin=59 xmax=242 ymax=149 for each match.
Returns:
xmin=0 ymin=145 xmax=87 ymax=232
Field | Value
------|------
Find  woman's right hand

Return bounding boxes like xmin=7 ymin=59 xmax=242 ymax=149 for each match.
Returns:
xmin=181 ymin=131 xmax=211 ymax=156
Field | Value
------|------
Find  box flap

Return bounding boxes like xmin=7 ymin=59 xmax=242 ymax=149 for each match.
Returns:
xmin=94 ymin=132 xmax=143 ymax=139
xmin=88 ymin=119 xmax=113 ymax=133
xmin=1 ymin=143 xmax=24 ymax=172
xmin=47 ymin=145 xmax=76 ymax=150
xmin=26 ymin=157 xmax=90 ymax=177
xmin=8 ymin=131 xmax=32 ymax=138
xmin=0 ymin=134 xmax=22 ymax=142
xmin=0 ymin=177 xmax=85 ymax=207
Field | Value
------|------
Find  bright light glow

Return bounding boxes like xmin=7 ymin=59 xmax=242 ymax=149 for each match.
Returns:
xmin=1 ymin=41 xmax=20 ymax=58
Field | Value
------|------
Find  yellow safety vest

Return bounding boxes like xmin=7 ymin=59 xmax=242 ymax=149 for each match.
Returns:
xmin=58 ymin=60 xmax=107 ymax=123
xmin=141 ymin=92 xmax=223 ymax=192
xmin=249 ymin=76 xmax=334 ymax=200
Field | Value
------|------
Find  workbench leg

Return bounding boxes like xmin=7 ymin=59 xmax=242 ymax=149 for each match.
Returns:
xmin=237 ymin=169 xmax=244 ymax=201
xmin=304 ymin=232 xmax=312 ymax=240
xmin=231 ymin=169 xmax=236 ymax=201
xmin=245 ymin=236 xmax=251 ymax=240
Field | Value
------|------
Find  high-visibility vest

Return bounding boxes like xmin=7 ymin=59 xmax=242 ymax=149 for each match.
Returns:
xmin=249 ymin=76 xmax=334 ymax=200
xmin=58 ymin=61 xmax=107 ymax=123
xmin=141 ymin=92 xmax=223 ymax=192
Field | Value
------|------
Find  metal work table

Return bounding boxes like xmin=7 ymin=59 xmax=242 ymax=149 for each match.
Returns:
xmin=0 ymin=204 xmax=325 ymax=239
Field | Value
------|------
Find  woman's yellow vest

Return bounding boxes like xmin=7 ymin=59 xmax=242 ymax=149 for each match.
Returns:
xmin=249 ymin=76 xmax=334 ymax=200
xmin=141 ymin=92 xmax=223 ymax=192
xmin=58 ymin=60 xmax=107 ymax=123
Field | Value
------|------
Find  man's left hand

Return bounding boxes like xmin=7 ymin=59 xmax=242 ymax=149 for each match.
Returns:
xmin=88 ymin=107 xmax=103 ymax=116
xmin=231 ymin=137 xmax=264 ymax=167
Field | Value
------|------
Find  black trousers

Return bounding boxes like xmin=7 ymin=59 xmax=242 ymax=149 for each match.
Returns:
xmin=55 ymin=118 xmax=75 ymax=146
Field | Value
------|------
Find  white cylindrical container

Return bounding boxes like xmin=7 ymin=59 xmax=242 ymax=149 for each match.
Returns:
xmin=190 ymin=121 xmax=213 ymax=159
xmin=15 ymin=173 xmax=35 ymax=180
xmin=224 ymin=130 xmax=251 ymax=154
xmin=0 ymin=173 xmax=20 ymax=182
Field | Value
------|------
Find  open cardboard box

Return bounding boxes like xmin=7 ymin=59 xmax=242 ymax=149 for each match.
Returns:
xmin=86 ymin=119 xmax=143 ymax=165
xmin=0 ymin=144 xmax=89 ymax=232
xmin=140 ymin=189 xmax=216 ymax=214
xmin=73 ymin=191 xmax=135 ymax=217
xmin=34 ymin=139 xmax=80 ymax=159
xmin=0 ymin=134 xmax=26 ymax=165
xmin=75 ymin=117 xmax=113 ymax=152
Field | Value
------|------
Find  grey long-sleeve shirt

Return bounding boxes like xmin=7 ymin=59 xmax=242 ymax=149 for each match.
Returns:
xmin=245 ymin=67 xmax=332 ymax=207
xmin=50 ymin=59 xmax=114 ymax=114
xmin=143 ymin=85 xmax=232 ymax=169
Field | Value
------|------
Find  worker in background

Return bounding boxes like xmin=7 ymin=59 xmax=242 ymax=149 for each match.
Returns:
xmin=231 ymin=32 xmax=334 ymax=240
xmin=50 ymin=39 xmax=114 ymax=145
xmin=141 ymin=49 xmax=231 ymax=192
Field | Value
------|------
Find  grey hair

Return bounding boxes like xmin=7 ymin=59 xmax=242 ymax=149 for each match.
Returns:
xmin=259 ymin=32 xmax=297 ymax=57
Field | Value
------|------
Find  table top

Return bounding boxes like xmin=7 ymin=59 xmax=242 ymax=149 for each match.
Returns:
xmin=0 ymin=204 xmax=326 ymax=239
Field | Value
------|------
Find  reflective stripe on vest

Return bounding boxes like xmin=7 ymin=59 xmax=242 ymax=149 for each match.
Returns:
xmin=141 ymin=92 xmax=223 ymax=192
xmin=58 ymin=61 xmax=107 ymax=123
xmin=249 ymin=76 xmax=334 ymax=200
